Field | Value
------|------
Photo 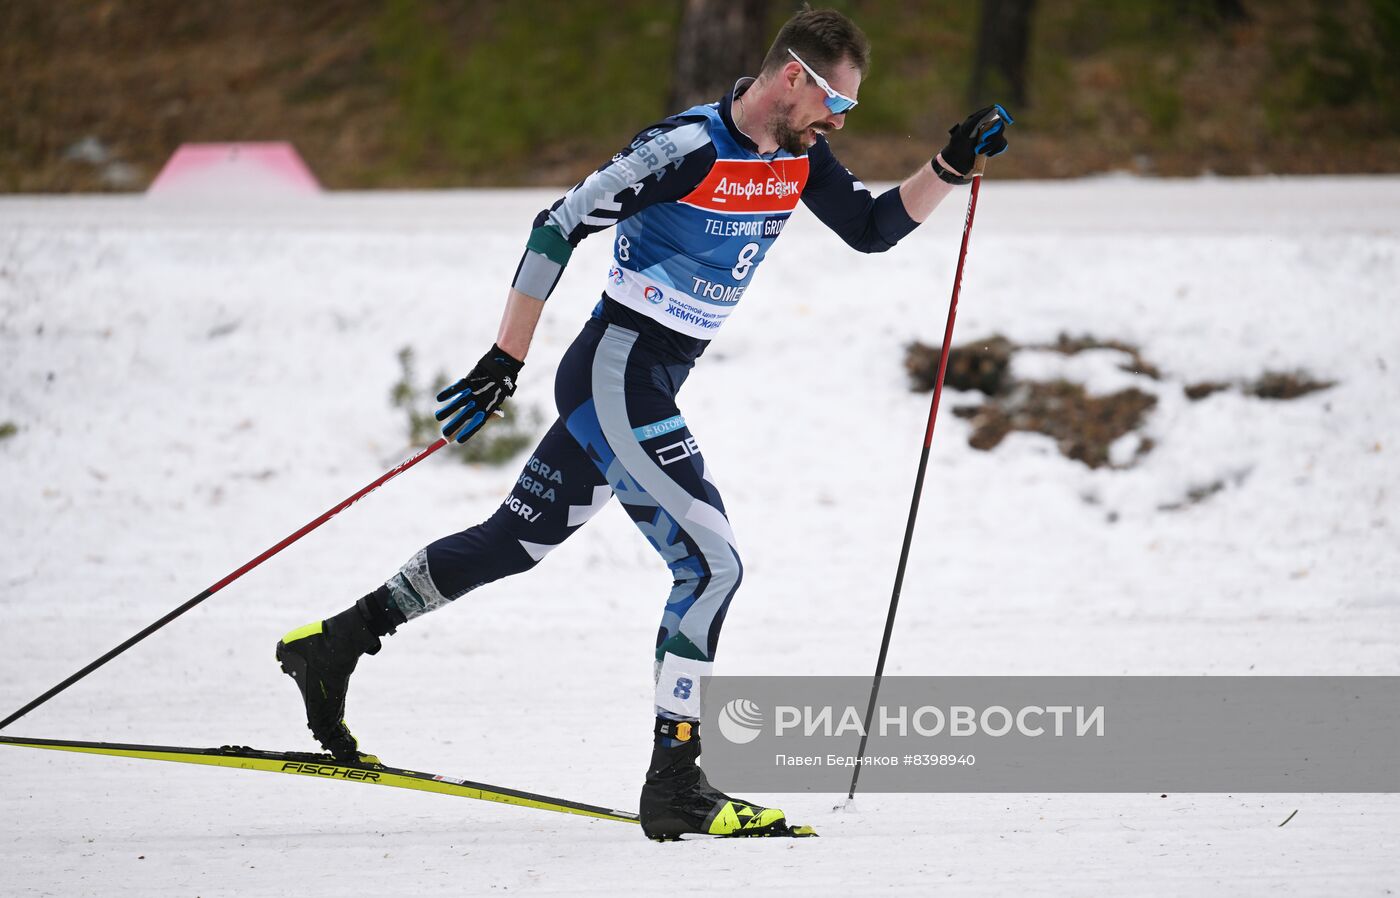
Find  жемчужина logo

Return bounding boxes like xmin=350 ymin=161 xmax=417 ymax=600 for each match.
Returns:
xmin=717 ymin=698 xmax=764 ymax=744
xmin=643 ymin=285 xmax=665 ymax=305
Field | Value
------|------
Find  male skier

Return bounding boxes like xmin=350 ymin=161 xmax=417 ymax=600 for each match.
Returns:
xmin=277 ymin=7 xmax=1011 ymax=840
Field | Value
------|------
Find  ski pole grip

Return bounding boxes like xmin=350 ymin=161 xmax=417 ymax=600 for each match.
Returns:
xmin=971 ymin=105 xmax=1009 ymax=177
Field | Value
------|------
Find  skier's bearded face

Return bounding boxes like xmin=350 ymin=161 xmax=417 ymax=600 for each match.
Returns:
xmin=772 ymin=100 xmax=825 ymax=156
xmin=770 ymin=56 xmax=860 ymax=155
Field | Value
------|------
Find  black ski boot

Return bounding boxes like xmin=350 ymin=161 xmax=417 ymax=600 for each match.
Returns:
xmin=276 ymin=589 xmax=399 ymax=762
xmin=639 ymin=718 xmax=791 ymax=841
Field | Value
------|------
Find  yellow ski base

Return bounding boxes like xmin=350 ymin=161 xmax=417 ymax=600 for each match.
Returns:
xmin=0 ymin=735 xmax=638 ymax=825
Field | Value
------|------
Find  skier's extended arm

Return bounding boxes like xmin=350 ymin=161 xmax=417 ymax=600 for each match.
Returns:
xmin=799 ymin=137 xmax=920 ymax=253
xmin=495 ymin=288 xmax=544 ymax=361
xmin=435 ymin=117 xmax=718 ymax=443
xmin=898 ymin=104 xmax=1014 ymax=221
xmin=892 ymin=156 xmax=957 ymax=224
xmin=801 ymin=105 xmax=1012 ymax=251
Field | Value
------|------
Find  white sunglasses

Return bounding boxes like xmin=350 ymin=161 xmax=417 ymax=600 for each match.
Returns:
xmin=787 ymin=49 xmax=858 ymax=114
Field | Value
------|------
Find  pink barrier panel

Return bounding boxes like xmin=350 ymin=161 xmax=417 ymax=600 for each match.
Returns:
xmin=148 ymin=142 xmax=321 ymax=196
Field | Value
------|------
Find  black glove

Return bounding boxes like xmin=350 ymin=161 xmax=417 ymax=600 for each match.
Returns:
xmin=934 ymin=104 xmax=1014 ymax=185
xmin=434 ymin=344 xmax=524 ymax=443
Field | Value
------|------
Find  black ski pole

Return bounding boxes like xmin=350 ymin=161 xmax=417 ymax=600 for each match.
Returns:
xmin=0 ymin=438 xmax=448 ymax=731
xmin=844 ymin=125 xmax=999 ymax=802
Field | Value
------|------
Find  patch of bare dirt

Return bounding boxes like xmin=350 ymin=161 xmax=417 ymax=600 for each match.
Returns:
xmin=952 ymin=380 xmax=1157 ymax=469
xmin=1185 ymin=370 xmax=1335 ymax=401
xmin=906 ymin=334 xmax=1334 ymax=471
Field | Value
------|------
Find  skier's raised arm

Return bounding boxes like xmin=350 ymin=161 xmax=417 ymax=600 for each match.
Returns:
xmin=800 ymin=104 xmax=1012 ymax=251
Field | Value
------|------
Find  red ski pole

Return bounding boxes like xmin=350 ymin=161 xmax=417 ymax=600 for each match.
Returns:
xmin=845 ymin=110 xmax=1006 ymax=801
xmin=0 ymin=438 xmax=448 ymax=730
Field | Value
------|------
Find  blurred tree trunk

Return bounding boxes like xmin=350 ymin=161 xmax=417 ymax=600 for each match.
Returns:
xmin=970 ymin=0 xmax=1036 ymax=109
xmin=668 ymin=0 xmax=770 ymax=111
xmin=1174 ymin=0 xmax=1249 ymax=25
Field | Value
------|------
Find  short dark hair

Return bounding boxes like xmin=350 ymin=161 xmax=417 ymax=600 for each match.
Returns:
xmin=760 ymin=6 xmax=871 ymax=79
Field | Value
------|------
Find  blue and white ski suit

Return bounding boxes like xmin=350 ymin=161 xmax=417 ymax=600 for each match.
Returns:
xmin=384 ymin=79 xmax=922 ymax=720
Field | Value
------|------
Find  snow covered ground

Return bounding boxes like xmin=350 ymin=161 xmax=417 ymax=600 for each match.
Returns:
xmin=1 ymin=176 xmax=1397 ymax=895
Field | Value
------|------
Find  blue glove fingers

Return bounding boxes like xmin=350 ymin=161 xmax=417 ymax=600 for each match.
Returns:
xmin=442 ymin=401 xmax=479 ymax=437
xmin=974 ymin=120 xmax=1004 ymax=154
xmin=435 ymin=379 xmax=469 ymax=403
xmin=435 ymin=389 xmax=476 ymax=422
xmin=452 ymin=411 xmax=487 ymax=443
xmin=974 ymin=103 xmax=1014 ymax=156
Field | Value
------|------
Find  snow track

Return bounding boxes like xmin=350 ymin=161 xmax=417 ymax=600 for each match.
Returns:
xmin=2 ymin=177 xmax=1397 ymax=895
